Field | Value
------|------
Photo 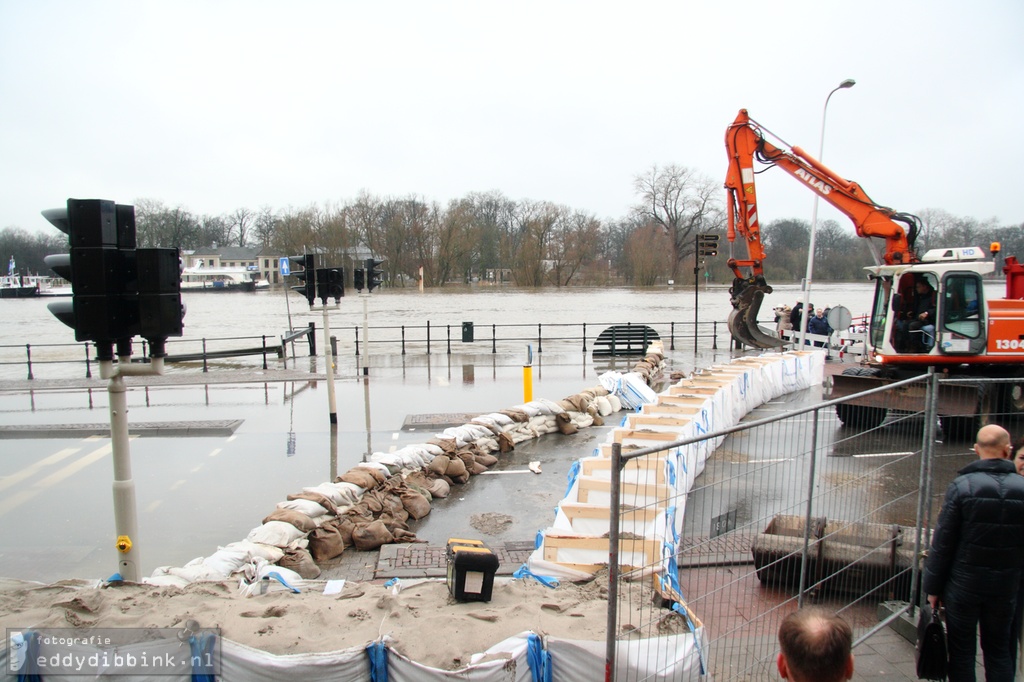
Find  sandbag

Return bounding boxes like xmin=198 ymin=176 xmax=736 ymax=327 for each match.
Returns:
xmin=428 ymin=455 xmax=450 ymax=476
xmin=337 ymin=468 xmax=379 ymax=490
xmin=475 ymin=453 xmax=498 ymax=468
xmin=278 ymin=548 xmax=321 ymax=579
xmin=335 ymin=515 xmax=358 ymax=546
xmin=351 ymin=519 xmax=394 ymax=551
xmin=467 ymin=461 xmax=488 ymax=475
xmin=247 ymin=521 xmax=307 ymax=548
xmin=427 ymin=478 xmax=451 ymax=499
xmin=556 ymin=412 xmax=578 ymax=435
xmin=287 ymin=490 xmax=339 ymax=515
xmin=308 ymin=521 xmax=345 ymax=563
xmin=400 ymin=488 xmax=432 ymax=520
xmin=445 ymin=457 xmax=467 ymax=478
xmin=262 ymin=508 xmax=318 ymax=534
xmin=276 ymin=498 xmax=329 ymax=518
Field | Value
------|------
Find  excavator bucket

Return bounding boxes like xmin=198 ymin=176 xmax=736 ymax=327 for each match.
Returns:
xmin=728 ymin=287 xmax=786 ymax=349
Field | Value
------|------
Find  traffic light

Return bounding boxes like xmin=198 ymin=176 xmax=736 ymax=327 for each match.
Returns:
xmin=135 ymin=247 xmax=184 ymax=357
xmin=698 ymin=234 xmax=720 ymax=257
xmin=365 ymin=258 xmax=384 ymax=292
xmin=315 ymin=267 xmax=330 ymax=305
xmin=290 ymin=254 xmax=315 ymax=306
xmin=43 ymin=199 xmax=132 ymax=360
xmin=326 ymin=267 xmax=344 ymax=303
xmin=353 ymin=268 xmax=365 ymax=292
xmin=43 ymin=200 xmax=185 ymax=361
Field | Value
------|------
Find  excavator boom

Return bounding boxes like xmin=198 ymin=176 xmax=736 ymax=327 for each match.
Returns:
xmin=723 ymin=109 xmax=919 ymax=348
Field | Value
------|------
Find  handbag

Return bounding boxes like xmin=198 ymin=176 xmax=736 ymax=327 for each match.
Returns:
xmin=916 ymin=604 xmax=948 ymax=680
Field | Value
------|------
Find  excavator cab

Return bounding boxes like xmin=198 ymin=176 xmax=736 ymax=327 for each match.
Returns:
xmin=867 ymin=253 xmax=990 ymax=358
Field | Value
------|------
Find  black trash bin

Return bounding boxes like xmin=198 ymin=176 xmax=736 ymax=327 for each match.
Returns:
xmin=462 ymin=321 xmax=474 ymax=342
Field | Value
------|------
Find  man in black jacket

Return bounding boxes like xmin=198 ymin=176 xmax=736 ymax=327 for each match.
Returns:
xmin=923 ymin=424 xmax=1024 ymax=681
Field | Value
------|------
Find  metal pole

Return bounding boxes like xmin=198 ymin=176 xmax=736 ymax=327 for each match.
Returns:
xmin=108 ymin=372 xmax=139 ymax=582
xmin=797 ymin=407 xmax=821 ymax=607
xmin=605 ymin=441 xmax=623 ymax=682
xmin=912 ymin=370 xmax=941 ymax=614
xmin=322 ymin=305 xmax=338 ymax=425
xmin=798 ymin=78 xmax=855 ymax=348
xmin=361 ymin=293 xmax=370 ymax=376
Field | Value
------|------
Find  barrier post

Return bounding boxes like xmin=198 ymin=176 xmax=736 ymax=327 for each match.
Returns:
xmin=605 ymin=441 xmax=623 ymax=681
xmin=25 ymin=344 xmax=33 ymax=380
xmin=84 ymin=342 xmax=92 ymax=378
xmin=202 ymin=339 xmax=208 ymax=373
xmin=523 ymin=345 xmax=533 ymax=403
xmin=261 ymin=335 xmax=268 ymax=370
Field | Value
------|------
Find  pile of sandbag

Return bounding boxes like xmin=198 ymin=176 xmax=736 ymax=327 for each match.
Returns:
xmin=148 ymin=347 xmax=666 ymax=587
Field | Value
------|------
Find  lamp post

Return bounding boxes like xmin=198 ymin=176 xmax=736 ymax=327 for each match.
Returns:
xmin=797 ymin=78 xmax=855 ymax=348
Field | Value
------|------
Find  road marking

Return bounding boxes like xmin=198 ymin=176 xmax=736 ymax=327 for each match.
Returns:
xmin=145 ymin=500 xmax=163 ymax=513
xmin=0 ymin=446 xmax=82 ymax=492
xmin=0 ymin=442 xmax=112 ymax=517
xmin=209 ymin=448 xmax=222 ymax=458
xmin=170 ymin=479 xmax=187 ymax=491
xmin=852 ymin=451 xmax=915 ymax=459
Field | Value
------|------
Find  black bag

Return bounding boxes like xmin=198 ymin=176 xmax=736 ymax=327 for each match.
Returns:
xmin=916 ymin=604 xmax=948 ymax=680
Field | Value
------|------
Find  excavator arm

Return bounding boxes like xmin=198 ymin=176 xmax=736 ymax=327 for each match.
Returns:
xmin=724 ymin=108 xmax=919 ymax=348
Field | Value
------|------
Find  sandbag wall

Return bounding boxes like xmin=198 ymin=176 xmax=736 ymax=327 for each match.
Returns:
xmin=146 ymin=346 xmax=668 ymax=588
xmin=528 ymin=350 xmax=825 ymax=581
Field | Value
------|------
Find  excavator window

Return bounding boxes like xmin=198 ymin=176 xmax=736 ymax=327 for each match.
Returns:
xmin=942 ymin=275 xmax=982 ymax=338
xmin=892 ymin=274 xmax=937 ymax=352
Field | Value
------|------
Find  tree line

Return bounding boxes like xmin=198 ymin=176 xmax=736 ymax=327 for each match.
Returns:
xmin=3 ymin=166 xmax=1020 ymax=288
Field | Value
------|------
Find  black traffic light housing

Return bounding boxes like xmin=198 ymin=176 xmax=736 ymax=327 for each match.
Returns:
xmin=353 ymin=268 xmax=365 ymax=292
xmin=697 ymin=234 xmax=720 ymax=258
xmin=365 ymin=258 xmax=384 ymax=292
xmin=290 ymin=254 xmax=315 ymax=306
xmin=43 ymin=199 xmax=183 ymax=360
xmin=326 ymin=267 xmax=344 ymax=303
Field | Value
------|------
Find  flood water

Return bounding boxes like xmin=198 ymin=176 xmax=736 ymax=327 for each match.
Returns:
xmin=0 ymin=282 xmax=886 ymax=583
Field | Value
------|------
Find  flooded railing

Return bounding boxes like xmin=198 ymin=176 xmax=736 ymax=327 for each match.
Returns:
xmin=0 ymin=318 xmax=740 ymax=380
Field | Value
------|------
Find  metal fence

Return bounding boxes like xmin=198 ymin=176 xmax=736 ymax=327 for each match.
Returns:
xmin=604 ymin=373 xmax=1019 ymax=681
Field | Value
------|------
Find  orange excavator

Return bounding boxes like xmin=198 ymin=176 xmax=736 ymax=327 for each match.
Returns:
xmin=723 ymin=109 xmax=1024 ymax=435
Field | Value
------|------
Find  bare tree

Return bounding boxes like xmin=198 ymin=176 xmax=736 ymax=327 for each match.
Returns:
xmin=623 ymin=224 xmax=672 ymax=285
xmin=633 ymin=165 xmax=723 ymax=282
xmin=252 ymin=206 xmax=277 ymax=249
xmin=546 ymin=208 xmax=601 ymax=286
xmin=228 ymin=207 xmax=253 ymax=247
xmin=135 ymin=199 xmax=201 ymax=249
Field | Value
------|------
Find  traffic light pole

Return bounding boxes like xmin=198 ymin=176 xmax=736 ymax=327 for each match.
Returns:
xmin=321 ymin=304 xmax=338 ymax=424
xmin=99 ymin=355 xmax=167 ymax=583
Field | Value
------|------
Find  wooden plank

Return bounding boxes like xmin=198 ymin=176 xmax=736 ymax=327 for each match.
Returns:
xmin=627 ymin=415 xmax=691 ymax=428
xmin=656 ymin=395 xmax=708 ymax=407
xmin=668 ymin=385 xmax=719 ymax=396
xmin=641 ymin=403 xmax=701 ymax=416
xmin=560 ymin=502 xmax=660 ymax=523
xmin=611 ymin=429 xmax=680 ymax=444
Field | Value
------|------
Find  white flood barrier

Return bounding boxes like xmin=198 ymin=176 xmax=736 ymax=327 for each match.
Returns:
xmin=525 ymin=349 xmax=824 ymax=679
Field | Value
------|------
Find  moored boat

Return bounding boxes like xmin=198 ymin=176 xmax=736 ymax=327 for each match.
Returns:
xmin=180 ymin=265 xmax=269 ymax=292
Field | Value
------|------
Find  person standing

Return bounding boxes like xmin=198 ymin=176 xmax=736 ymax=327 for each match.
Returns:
xmin=807 ymin=308 xmax=833 ymax=347
xmin=923 ymin=424 xmax=1024 ymax=681
xmin=776 ymin=607 xmax=854 ymax=681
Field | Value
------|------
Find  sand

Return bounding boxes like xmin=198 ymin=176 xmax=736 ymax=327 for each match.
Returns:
xmin=0 ymin=572 xmax=689 ymax=670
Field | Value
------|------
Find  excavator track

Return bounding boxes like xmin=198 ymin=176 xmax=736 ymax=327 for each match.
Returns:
xmin=728 ymin=287 xmax=785 ymax=349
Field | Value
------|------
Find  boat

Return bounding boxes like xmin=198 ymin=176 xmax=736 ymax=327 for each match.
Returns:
xmin=180 ymin=264 xmax=270 ymax=293
xmin=0 ymin=275 xmax=39 ymax=298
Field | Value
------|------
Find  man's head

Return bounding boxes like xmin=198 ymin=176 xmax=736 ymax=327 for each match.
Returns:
xmin=777 ymin=607 xmax=854 ymax=682
xmin=915 ymin=278 xmax=933 ymax=294
xmin=815 ymin=309 xmax=825 ymax=317
xmin=975 ymin=424 xmax=1012 ymax=460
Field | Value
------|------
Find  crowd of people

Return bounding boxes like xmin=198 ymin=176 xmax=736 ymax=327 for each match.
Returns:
xmin=774 ymin=302 xmax=834 ymax=346
xmin=777 ymin=424 xmax=1024 ymax=681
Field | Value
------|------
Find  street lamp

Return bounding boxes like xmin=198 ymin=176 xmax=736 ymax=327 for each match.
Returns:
xmin=797 ymin=78 xmax=856 ymax=348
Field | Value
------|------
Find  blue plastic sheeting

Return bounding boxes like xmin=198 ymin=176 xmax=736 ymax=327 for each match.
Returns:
xmin=513 ymin=563 xmax=560 ymax=589
xmin=527 ymin=633 xmax=552 ymax=682
xmin=367 ymin=640 xmax=389 ymax=682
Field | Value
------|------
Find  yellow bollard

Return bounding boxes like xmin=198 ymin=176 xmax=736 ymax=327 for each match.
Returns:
xmin=523 ymin=364 xmax=533 ymax=403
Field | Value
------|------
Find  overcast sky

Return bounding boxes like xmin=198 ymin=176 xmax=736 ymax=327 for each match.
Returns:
xmin=2 ymin=1 xmax=1021 ymax=238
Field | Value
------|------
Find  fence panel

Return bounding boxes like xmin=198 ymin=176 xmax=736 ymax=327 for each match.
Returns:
xmin=602 ymin=373 xmax=988 ymax=681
